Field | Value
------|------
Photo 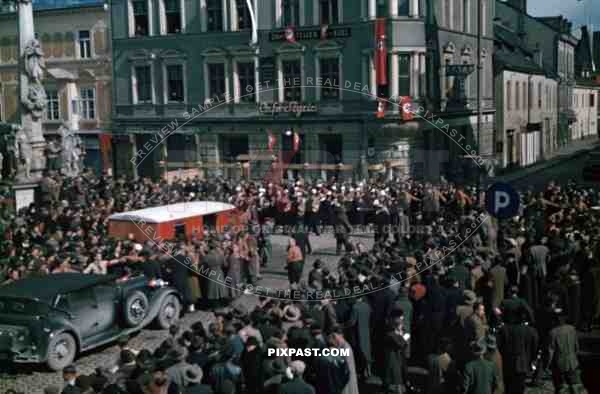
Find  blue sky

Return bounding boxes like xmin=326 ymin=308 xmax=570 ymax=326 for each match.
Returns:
xmin=528 ymin=0 xmax=600 ymax=32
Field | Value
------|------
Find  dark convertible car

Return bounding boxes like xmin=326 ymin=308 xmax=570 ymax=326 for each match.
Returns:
xmin=0 ymin=273 xmax=181 ymax=370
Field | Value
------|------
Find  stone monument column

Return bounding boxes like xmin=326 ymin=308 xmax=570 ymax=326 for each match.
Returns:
xmin=17 ymin=0 xmax=46 ymax=181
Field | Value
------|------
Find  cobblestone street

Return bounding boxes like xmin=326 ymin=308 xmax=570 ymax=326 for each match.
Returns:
xmin=0 ymin=233 xmax=368 ymax=393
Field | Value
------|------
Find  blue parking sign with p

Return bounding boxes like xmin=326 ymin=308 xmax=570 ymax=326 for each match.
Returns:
xmin=485 ymin=182 xmax=519 ymax=219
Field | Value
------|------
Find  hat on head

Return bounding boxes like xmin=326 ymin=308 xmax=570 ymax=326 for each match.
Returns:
xmin=282 ymin=304 xmax=302 ymax=322
xmin=486 ymin=334 xmax=497 ymax=350
xmin=471 ymin=339 xmax=486 ymax=356
xmin=463 ymin=290 xmax=477 ymax=305
xmin=289 ymin=360 xmax=306 ymax=376
xmin=183 ymin=365 xmax=204 ymax=384
xmin=63 ymin=364 xmax=77 ymax=375
xmin=268 ymin=358 xmax=288 ymax=375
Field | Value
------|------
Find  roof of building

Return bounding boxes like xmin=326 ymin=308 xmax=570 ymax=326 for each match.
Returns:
xmin=575 ymin=26 xmax=595 ymax=74
xmin=0 ymin=273 xmax=116 ymax=302
xmin=108 ymin=201 xmax=237 ymax=224
xmin=496 ymin=1 xmax=579 ymax=44
xmin=494 ymin=24 xmax=556 ymax=78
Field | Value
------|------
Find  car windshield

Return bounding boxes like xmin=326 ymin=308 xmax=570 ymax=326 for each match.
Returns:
xmin=0 ymin=297 xmax=50 ymax=315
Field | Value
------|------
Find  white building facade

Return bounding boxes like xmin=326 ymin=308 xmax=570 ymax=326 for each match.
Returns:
xmin=571 ymin=85 xmax=598 ymax=140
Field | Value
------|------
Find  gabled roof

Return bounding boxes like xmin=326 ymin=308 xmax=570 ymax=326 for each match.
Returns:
xmin=493 ymin=24 xmax=557 ymax=78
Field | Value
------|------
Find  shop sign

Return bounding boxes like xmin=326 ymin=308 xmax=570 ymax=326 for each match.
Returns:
xmin=269 ymin=27 xmax=351 ymax=41
xmin=258 ymin=102 xmax=318 ymax=116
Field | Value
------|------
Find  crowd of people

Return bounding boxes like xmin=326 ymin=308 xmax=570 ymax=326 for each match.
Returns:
xmin=0 ymin=169 xmax=598 ymax=394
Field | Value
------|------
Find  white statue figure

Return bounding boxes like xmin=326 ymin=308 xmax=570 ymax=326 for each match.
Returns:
xmin=15 ymin=127 xmax=32 ymax=180
xmin=59 ymin=123 xmax=81 ymax=176
xmin=23 ymin=38 xmax=44 ymax=83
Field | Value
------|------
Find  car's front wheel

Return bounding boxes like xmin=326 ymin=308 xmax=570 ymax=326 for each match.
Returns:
xmin=124 ymin=290 xmax=149 ymax=327
xmin=154 ymin=294 xmax=181 ymax=329
xmin=46 ymin=332 xmax=76 ymax=371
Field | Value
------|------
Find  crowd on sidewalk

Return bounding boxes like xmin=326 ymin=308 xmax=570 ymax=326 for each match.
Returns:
xmin=0 ymin=170 xmax=598 ymax=394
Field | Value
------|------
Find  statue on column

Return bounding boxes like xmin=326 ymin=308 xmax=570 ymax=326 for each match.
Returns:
xmin=58 ymin=123 xmax=82 ymax=177
xmin=22 ymin=38 xmax=46 ymax=120
xmin=15 ymin=126 xmax=33 ymax=181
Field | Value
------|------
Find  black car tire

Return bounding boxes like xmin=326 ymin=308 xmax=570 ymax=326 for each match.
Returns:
xmin=46 ymin=332 xmax=76 ymax=371
xmin=154 ymin=294 xmax=181 ymax=329
xmin=124 ymin=290 xmax=149 ymax=327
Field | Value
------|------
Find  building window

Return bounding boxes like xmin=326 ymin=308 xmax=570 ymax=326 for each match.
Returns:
xmin=132 ymin=0 xmax=149 ymax=36
xmin=529 ymin=81 xmax=533 ymax=109
xmin=134 ymin=65 xmax=153 ymax=103
xmin=237 ymin=62 xmax=255 ymax=102
xmin=319 ymin=57 xmax=340 ymax=100
xmin=444 ymin=0 xmax=452 ymax=29
xmin=166 ymin=64 xmax=184 ymax=102
xmin=283 ymin=0 xmax=299 ymax=26
xmin=236 ymin=0 xmax=251 ymax=30
xmin=208 ymin=63 xmax=226 ymax=97
xmin=591 ymin=93 xmax=595 ymax=108
xmin=399 ymin=54 xmax=411 ymax=96
xmin=506 ymin=81 xmax=511 ymax=111
xmin=398 ymin=0 xmax=409 ymax=15
xmin=538 ymin=82 xmax=542 ymax=108
xmin=78 ymin=30 xmax=91 ymax=58
xmin=463 ymin=0 xmax=469 ymax=32
xmin=444 ymin=57 xmax=453 ymax=99
xmin=515 ymin=82 xmax=520 ymax=110
xmin=481 ymin=0 xmax=486 ymax=35
xmin=320 ymin=0 xmax=338 ymax=25
xmin=522 ymin=81 xmax=527 ymax=110
xmin=165 ymin=0 xmax=182 ymax=34
xmin=282 ymin=59 xmax=302 ymax=101
xmin=46 ymin=89 xmax=60 ymax=120
xmin=80 ymin=87 xmax=95 ymax=119
xmin=207 ymin=0 xmax=224 ymax=31
xmin=376 ymin=0 xmax=386 ymax=17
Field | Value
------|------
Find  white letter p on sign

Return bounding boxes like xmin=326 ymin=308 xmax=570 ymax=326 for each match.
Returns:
xmin=494 ymin=191 xmax=510 ymax=214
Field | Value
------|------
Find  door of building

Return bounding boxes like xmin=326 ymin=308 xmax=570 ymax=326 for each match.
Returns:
xmin=319 ymin=134 xmax=343 ymax=180
xmin=507 ymin=131 xmax=515 ymax=167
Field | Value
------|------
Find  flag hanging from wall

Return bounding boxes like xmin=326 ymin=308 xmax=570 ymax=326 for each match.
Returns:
xmin=320 ymin=24 xmax=329 ymax=40
xmin=376 ymin=99 xmax=385 ymax=118
xmin=400 ymin=96 xmax=414 ymax=121
xmin=99 ymin=133 xmax=112 ymax=170
xmin=375 ymin=18 xmax=387 ymax=86
xmin=267 ymin=131 xmax=277 ymax=151
xmin=293 ymin=132 xmax=301 ymax=152
xmin=285 ymin=27 xmax=296 ymax=43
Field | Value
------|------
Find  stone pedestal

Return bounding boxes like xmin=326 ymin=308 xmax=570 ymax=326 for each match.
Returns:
xmin=13 ymin=182 xmax=37 ymax=212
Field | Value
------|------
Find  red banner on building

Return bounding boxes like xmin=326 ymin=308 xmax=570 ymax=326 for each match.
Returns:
xmin=267 ymin=131 xmax=277 ymax=151
xmin=320 ymin=24 xmax=329 ymax=40
xmin=99 ymin=133 xmax=112 ymax=170
xmin=285 ymin=27 xmax=296 ymax=43
xmin=375 ymin=18 xmax=387 ymax=86
xmin=376 ymin=99 xmax=385 ymax=118
xmin=400 ymin=96 xmax=414 ymax=121
xmin=292 ymin=132 xmax=301 ymax=152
